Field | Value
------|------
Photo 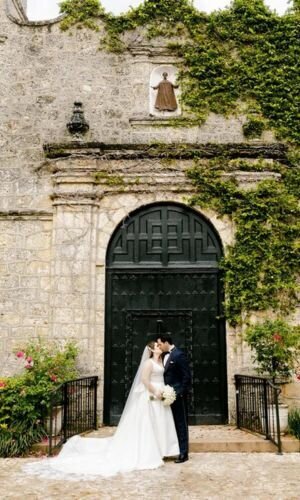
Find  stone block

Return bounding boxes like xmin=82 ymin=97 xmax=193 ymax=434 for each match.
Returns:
xmin=53 ymin=307 xmax=74 ymax=324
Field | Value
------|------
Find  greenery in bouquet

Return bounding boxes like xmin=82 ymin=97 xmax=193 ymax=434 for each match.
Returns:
xmin=0 ymin=339 xmax=79 ymax=457
xmin=244 ymin=319 xmax=300 ymax=382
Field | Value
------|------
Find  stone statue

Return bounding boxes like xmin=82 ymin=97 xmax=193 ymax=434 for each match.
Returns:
xmin=152 ymin=72 xmax=178 ymax=112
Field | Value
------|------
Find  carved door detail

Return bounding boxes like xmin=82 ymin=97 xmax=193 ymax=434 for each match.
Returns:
xmin=105 ymin=203 xmax=227 ymax=425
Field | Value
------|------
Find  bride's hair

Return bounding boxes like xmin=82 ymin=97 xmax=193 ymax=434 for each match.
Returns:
xmin=147 ymin=340 xmax=156 ymax=358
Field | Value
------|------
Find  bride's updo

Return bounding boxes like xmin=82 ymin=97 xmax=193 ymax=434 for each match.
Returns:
xmin=147 ymin=340 xmax=156 ymax=358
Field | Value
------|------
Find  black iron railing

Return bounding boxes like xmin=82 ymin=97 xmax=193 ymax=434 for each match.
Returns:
xmin=44 ymin=376 xmax=98 ymax=456
xmin=235 ymin=374 xmax=282 ymax=454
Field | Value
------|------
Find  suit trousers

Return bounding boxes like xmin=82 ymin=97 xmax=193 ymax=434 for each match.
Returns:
xmin=171 ymin=395 xmax=189 ymax=456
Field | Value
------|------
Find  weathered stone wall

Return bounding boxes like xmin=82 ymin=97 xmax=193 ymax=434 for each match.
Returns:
xmin=0 ymin=3 xmax=298 ymax=422
xmin=0 ymin=214 xmax=52 ymax=374
xmin=0 ymin=1 xmax=275 ymax=181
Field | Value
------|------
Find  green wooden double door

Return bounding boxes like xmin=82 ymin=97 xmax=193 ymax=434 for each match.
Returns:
xmin=104 ymin=203 xmax=228 ymax=425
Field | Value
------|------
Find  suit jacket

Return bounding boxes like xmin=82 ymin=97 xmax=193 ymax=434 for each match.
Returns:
xmin=163 ymin=347 xmax=191 ymax=396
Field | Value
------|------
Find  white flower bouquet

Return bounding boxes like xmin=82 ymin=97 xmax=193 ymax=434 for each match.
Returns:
xmin=149 ymin=385 xmax=176 ymax=405
xmin=161 ymin=385 xmax=176 ymax=406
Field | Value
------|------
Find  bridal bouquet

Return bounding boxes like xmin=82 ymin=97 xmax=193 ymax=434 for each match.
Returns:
xmin=161 ymin=385 xmax=176 ymax=406
xmin=149 ymin=385 xmax=176 ymax=405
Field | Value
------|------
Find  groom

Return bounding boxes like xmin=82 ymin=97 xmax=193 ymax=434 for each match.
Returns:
xmin=156 ymin=333 xmax=191 ymax=463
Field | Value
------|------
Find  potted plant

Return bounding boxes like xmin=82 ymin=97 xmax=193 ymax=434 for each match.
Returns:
xmin=244 ymin=319 xmax=300 ymax=432
xmin=0 ymin=338 xmax=79 ymax=457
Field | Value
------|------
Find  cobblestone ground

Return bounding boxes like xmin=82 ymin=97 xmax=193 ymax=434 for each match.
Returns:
xmin=0 ymin=453 xmax=299 ymax=500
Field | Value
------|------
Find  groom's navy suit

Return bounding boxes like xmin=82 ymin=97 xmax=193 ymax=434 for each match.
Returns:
xmin=163 ymin=347 xmax=191 ymax=457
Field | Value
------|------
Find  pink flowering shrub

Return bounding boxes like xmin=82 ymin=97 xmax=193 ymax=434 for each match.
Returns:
xmin=245 ymin=319 xmax=300 ymax=381
xmin=0 ymin=339 xmax=79 ymax=457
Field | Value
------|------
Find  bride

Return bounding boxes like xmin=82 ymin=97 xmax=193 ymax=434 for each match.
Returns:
xmin=24 ymin=341 xmax=179 ymax=479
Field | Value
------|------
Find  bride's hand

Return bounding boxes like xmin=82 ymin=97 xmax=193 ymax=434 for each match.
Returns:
xmin=154 ymin=390 xmax=163 ymax=400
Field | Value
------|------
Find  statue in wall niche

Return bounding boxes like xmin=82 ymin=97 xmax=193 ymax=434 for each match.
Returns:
xmin=152 ymin=72 xmax=179 ymax=112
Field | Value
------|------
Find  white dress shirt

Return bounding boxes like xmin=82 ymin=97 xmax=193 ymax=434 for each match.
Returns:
xmin=163 ymin=345 xmax=175 ymax=366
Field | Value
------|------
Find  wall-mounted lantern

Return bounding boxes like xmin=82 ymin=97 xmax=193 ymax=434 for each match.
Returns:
xmin=67 ymin=102 xmax=89 ymax=135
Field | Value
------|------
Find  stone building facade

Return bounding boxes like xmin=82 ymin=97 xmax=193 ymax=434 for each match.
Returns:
xmin=0 ymin=1 xmax=298 ymax=423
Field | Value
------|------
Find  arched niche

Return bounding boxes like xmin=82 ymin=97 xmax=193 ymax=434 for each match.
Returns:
xmin=149 ymin=65 xmax=181 ymax=118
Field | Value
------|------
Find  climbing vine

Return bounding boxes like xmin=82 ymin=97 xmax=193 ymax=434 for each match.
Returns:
xmin=58 ymin=0 xmax=300 ymax=325
xmin=59 ymin=0 xmax=300 ymax=144
xmin=187 ymin=156 xmax=300 ymax=326
xmin=59 ymin=0 xmax=105 ymax=31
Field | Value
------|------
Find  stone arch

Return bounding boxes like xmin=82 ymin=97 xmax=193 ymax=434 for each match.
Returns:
xmin=6 ymin=0 xmax=63 ymax=25
xmin=104 ymin=201 xmax=227 ymax=425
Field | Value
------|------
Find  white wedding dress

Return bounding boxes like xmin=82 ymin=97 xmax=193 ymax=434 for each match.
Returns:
xmin=24 ymin=355 xmax=179 ymax=480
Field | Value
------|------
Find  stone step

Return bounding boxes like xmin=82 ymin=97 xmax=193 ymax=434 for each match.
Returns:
xmin=86 ymin=425 xmax=300 ymax=453
xmin=187 ymin=425 xmax=300 ymax=453
xmin=189 ymin=436 xmax=300 ymax=453
xmin=32 ymin=425 xmax=300 ymax=454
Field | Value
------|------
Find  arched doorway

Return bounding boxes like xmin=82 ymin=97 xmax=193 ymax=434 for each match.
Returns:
xmin=104 ymin=202 xmax=227 ymax=425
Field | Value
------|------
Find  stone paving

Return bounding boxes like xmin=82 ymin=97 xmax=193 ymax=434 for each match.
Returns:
xmin=0 ymin=452 xmax=300 ymax=500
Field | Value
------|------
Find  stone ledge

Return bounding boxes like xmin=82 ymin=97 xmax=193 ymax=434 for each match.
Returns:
xmin=0 ymin=210 xmax=53 ymax=220
xmin=129 ymin=116 xmax=186 ymax=126
xmin=128 ymin=45 xmax=179 ymax=59
xmin=43 ymin=142 xmax=289 ymax=161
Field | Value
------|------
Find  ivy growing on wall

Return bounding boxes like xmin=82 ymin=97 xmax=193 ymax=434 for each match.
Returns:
xmin=58 ymin=0 xmax=300 ymax=325
xmin=187 ymin=154 xmax=300 ymax=326
xmin=59 ymin=0 xmax=105 ymax=31
xmin=59 ymin=0 xmax=300 ymax=144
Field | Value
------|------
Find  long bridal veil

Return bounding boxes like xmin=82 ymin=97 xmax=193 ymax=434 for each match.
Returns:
xmin=117 ymin=346 xmax=150 ymax=427
xmin=23 ymin=347 xmax=167 ymax=480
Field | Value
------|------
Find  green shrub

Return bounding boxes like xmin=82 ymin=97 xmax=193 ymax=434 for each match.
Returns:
xmin=59 ymin=0 xmax=104 ymax=31
xmin=242 ymin=118 xmax=265 ymax=139
xmin=0 ymin=339 xmax=79 ymax=457
xmin=244 ymin=319 xmax=300 ymax=381
xmin=288 ymin=408 xmax=300 ymax=440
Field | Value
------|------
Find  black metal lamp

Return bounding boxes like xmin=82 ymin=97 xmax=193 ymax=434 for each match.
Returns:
xmin=67 ymin=101 xmax=89 ymax=135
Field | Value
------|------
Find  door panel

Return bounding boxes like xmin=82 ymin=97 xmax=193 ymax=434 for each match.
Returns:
xmin=105 ymin=203 xmax=227 ymax=426
xmin=105 ymin=270 xmax=227 ymax=425
xmin=107 ymin=204 xmax=222 ymax=269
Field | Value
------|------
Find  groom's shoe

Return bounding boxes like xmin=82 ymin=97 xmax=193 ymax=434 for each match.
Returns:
xmin=175 ymin=454 xmax=189 ymax=463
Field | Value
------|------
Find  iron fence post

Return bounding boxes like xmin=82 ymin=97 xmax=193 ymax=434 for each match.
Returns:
xmin=263 ymin=378 xmax=269 ymax=439
xmin=235 ymin=375 xmax=240 ymax=428
xmin=63 ymin=382 xmax=68 ymax=443
xmin=48 ymin=394 xmax=53 ymax=456
xmin=274 ymin=387 xmax=282 ymax=455
xmin=94 ymin=376 xmax=98 ymax=430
